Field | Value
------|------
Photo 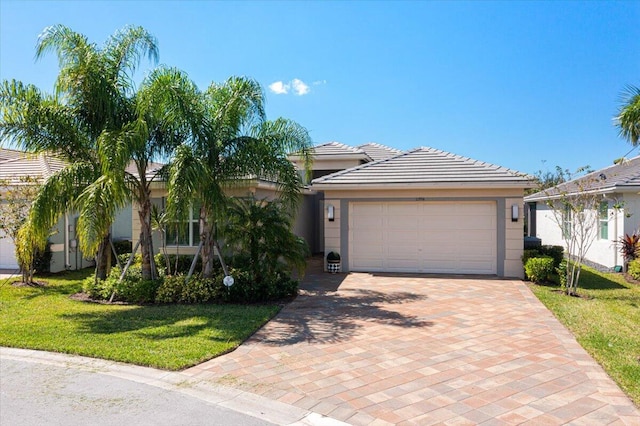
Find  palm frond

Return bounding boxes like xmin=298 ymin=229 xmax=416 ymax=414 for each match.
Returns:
xmin=616 ymin=85 xmax=640 ymax=146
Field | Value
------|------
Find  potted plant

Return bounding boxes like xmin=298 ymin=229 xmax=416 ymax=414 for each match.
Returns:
xmin=326 ymin=251 xmax=341 ymax=274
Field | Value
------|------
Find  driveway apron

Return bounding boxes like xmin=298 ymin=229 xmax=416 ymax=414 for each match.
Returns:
xmin=185 ymin=260 xmax=640 ymax=425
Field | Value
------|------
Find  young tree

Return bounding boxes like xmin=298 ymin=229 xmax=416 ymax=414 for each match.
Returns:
xmin=543 ymin=168 xmax=604 ymax=295
xmin=0 ymin=176 xmax=41 ymax=282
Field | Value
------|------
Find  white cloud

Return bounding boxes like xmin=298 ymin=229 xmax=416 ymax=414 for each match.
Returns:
xmin=268 ymin=81 xmax=289 ymax=95
xmin=291 ymin=79 xmax=309 ymax=96
xmin=268 ymin=78 xmax=316 ymax=96
xmin=312 ymin=80 xmax=327 ymax=86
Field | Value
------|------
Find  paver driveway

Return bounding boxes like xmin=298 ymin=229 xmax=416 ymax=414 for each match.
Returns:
xmin=185 ymin=259 xmax=640 ymax=425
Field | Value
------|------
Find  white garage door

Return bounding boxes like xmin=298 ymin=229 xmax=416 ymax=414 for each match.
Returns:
xmin=0 ymin=232 xmax=18 ymax=269
xmin=349 ymin=201 xmax=497 ymax=274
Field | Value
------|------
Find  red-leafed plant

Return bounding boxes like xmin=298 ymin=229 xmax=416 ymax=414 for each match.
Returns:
xmin=619 ymin=233 xmax=640 ymax=271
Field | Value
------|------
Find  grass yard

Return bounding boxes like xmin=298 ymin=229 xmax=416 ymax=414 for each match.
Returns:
xmin=0 ymin=270 xmax=281 ymax=370
xmin=529 ymin=266 xmax=640 ymax=406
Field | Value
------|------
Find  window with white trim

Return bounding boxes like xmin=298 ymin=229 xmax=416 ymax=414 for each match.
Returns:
xmin=166 ymin=203 xmax=201 ymax=247
xmin=598 ymin=201 xmax=608 ymax=240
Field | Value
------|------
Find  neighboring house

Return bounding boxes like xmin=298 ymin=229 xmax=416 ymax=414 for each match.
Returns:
xmin=0 ymin=148 xmax=91 ymax=271
xmin=0 ymin=148 xmax=130 ymax=272
xmin=525 ymin=157 xmax=640 ymax=270
xmin=311 ymin=146 xmax=533 ymax=278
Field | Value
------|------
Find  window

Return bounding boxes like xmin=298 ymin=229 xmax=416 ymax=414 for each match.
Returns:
xmin=166 ymin=203 xmax=201 ymax=247
xmin=562 ymin=206 xmax=572 ymax=240
xmin=598 ymin=201 xmax=609 ymax=240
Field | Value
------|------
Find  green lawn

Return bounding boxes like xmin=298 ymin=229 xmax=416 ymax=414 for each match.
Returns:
xmin=529 ymin=267 xmax=640 ymax=406
xmin=0 ymin=270 xmax=280 ymax=370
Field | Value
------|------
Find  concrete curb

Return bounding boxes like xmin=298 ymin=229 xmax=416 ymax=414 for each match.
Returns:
xmin=0 ymin=347 xmax=350 ymax=426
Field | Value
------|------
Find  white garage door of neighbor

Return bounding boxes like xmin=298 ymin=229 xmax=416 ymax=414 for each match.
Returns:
xmin=0 ymin=233 xmax=19 ymax=269
xmin=349 ymin=201 xmax=497 ymax=274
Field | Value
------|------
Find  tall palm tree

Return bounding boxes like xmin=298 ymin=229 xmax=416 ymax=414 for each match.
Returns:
xmin=616 ymin=85 xmax=640 ymax=146
xmin=0 ymin=25 xmax=158 ymax=279
xmin=167 ymin=77 xmax=313 ymax=278
xmin=93 ymin=66 xmax=203 ymax=280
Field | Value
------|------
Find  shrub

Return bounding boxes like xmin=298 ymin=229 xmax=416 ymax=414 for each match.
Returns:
xmin=33 ymin=243 xmax=52 ymax=274
xmin=524 ymin=256 xmax=555 ymax=283
xmin=327 ymin=251 xmax=340 ymax=262
xmin=83 ymin=265 xmax=161 ymax=304
xmin=539 ymin=245 xmax=564 ymax=268
xmin=628 ymin=259 xmax=640 ymax=281
xmin=556 ymin=259 xmax=567 ymax=288
xmin=522 ymin=249 xmax=541 ymax=265
xmin=112 ymin=240 xmax=132 ymax=255
xmin=154 ymin=253 xmax=211 ymax=275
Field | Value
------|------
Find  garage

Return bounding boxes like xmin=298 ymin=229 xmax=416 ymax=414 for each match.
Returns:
xmin=349 ymin=201 xmax=497 ymax=274
xmin=0 ymin=233 xmax=18 ymax=270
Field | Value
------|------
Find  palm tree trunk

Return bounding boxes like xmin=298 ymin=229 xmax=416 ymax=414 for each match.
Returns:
xmin=95 ymin=234 xmax=112 ymax=280
xmin=199 ymin=211 xmax=216 ymax=279
xmin=138 ymin=197 xmax=154 ymax=281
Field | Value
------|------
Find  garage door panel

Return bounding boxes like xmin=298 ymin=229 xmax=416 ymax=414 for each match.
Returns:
xmin=349 ymin=201 xmax=497 ymax=274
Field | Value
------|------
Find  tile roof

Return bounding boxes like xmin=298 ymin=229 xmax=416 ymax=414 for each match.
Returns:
xmin=0 ymin=149 xmax=67 ymax=184
xmin=525 ymin=156 xmax=640 ymax=201
xmin=357 ymin=142 xmax=403 ymax=161
xmin=312 ymin=147 xmax=533 ymax=187
xmin=310 ymin=141 xmax=371 ymax=159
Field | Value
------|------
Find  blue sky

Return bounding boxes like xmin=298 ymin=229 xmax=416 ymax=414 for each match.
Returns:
xmin=1 ymin=1 xmax=638 ymax=175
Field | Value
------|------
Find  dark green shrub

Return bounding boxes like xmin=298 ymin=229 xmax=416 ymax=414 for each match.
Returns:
xmin=112 ymin=240 xmax=132 ymax=255
xmin=154 ymin=253 xmax=206 ymax=275
xmin=33 ymin=243 xmax=52 ymax=274
xmin=327 ymin=251 xmax=340 ymax=262
xmin=628 ymin=259 xmax=640 ymax=280
xmin=525 ymin=256 xmax=555 ymax=283
xmin=522 ymin=249 xmax=541 ymax=265
xmin=539 ymin=245 xmax=564 ymax=268
xmin=155 ymin=275 xmax=185 ymax=303
xmin=82 ymin=265 xmax=161 ymax=304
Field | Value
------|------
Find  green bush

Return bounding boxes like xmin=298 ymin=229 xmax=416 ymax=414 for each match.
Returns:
xmin=556 ymin=259 xmax=567 ymax=288
xmin=539 ymin=245 xmax=564 ymax=268
xmin=522 ymin=249 xmax=541 ymax=265
xmin=525 ymin=256 xmax=555 ymax=283
xmin=112 ymin=240 xmax=132 ymax=255
xmin=154 ymin=253 xmax=207 ymax=275
xmin=627 ymin=259 xmax=640 ymax=281
xmin=82 ymin=265 xmax=161 ymax=304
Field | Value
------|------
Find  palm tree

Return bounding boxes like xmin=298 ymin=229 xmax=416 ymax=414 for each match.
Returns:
xmin=167 ymin=77 xmax=313 ymax=278
xmin=616 ymin=85 xmax=640 ymax=146
xmin=94 ymin=66 xmax=203 ymax=280
xmin=0 ymin=25 xmax=158 ymax=280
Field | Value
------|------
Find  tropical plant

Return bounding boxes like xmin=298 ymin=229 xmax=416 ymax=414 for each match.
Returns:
xmin=619 ymin=233 xmax=640 ymax=270
xmin=616 ymin=85 xmax=640 ymax=146
xmin=222 ymin=196 xmax=309 ymax=286
xmin=0 ymin=25 xmax=159 ymax=280
xmin=167 ymin=76 xmax=313 ymax=278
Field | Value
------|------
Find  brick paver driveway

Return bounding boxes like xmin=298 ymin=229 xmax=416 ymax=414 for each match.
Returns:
xmin=185 ymin=259 xmax=640 ymax=425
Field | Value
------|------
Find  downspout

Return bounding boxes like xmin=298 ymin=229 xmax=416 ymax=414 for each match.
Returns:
xmin=64 ymin=214 xmax=70 ymax=270
xmin=614 ymin=207 xmax=619 ymax=267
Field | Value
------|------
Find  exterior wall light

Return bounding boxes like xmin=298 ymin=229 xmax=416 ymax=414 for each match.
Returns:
xmin=512 ymin=204 xmax=519 ymax=222
xmin=327 ymin=204 xmax=335 ymax=222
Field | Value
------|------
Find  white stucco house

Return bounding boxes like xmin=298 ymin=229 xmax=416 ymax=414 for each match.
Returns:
xmin=525 ymin=156 xmax=640 ymax=270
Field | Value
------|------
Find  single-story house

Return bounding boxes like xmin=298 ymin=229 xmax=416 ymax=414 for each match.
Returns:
xmin=525 ymin=156 xmax=640 ymax=269
xmin=309 ymin=146 xmax=533 ymax=278
xmin=2 ymin=142 xmax=534 ymax=279
xmin=0 ymin=148 xmax=103 ymax=271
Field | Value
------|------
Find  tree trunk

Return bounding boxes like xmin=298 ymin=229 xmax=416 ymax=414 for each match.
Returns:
xmin=95 ymin=234 xmax=112 ymax=281
xmin=199 ymin=208 xmax=216 ymax=279
xmin=138 ymin=197 xmax=155 ymax=281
